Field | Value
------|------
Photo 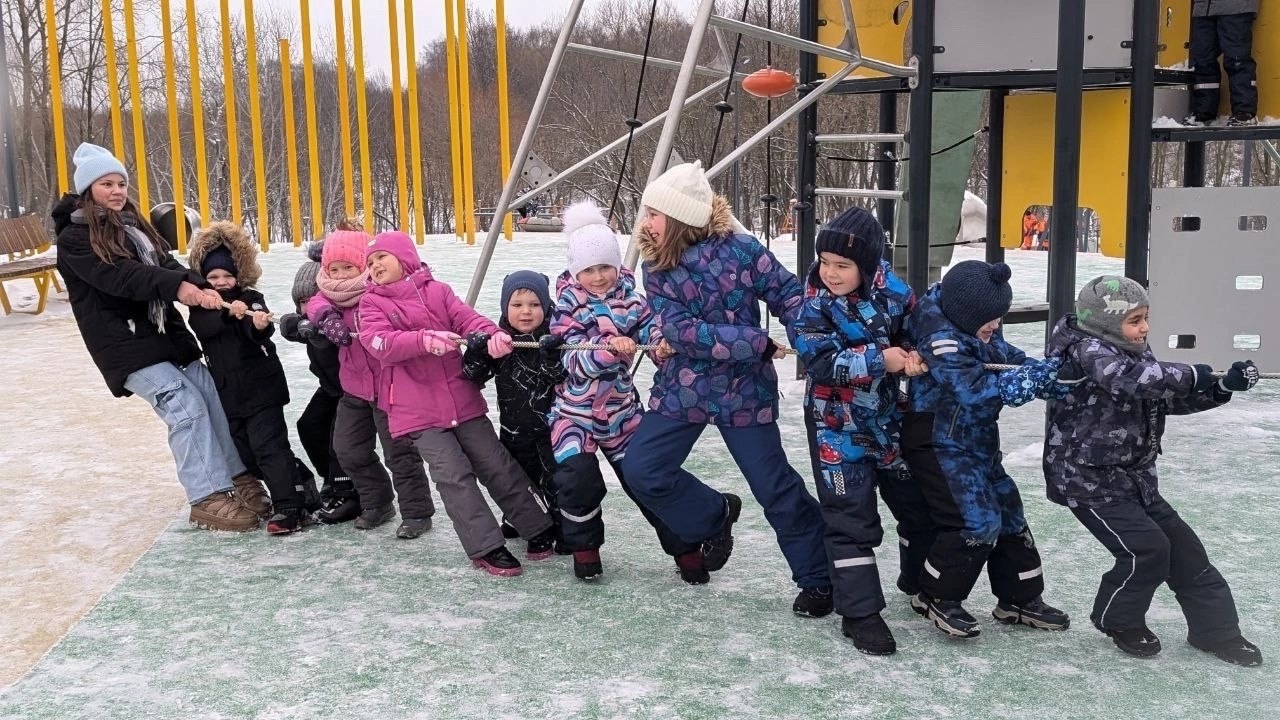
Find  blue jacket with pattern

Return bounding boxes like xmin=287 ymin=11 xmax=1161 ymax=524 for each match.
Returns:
xmin=790 ymin=259 xmax=915 ymax=467
xmin=1042 ymin=316 xmax=1231 ymax=508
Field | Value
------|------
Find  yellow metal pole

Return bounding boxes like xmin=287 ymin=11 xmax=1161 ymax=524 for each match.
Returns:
xmin=456 ymin=0 xmax=477 ymax=244
xmin=334 ymin=0 xmax=355 ymax=218
xmin=100 ymin=0 xmax=125 ymax=156
xmin=443 ymin=0 xmax=464 ymax=240
xmin=280 ymin=40 xmax=304 ymax=246
xmin=122 ymin=0 xmax=149 ymax=208
xmin=300 ymin=0 xmax=324 ymax=236
xmin=403 ymin=0 xmax=425 ymax=243
xmin=387 ymin=0 xmax=408 ymax=231
xmin=160 ymin=0 xmax=187 ymax=252
xmin=351 ymin=0 xmax=374 ymax=233
xmin=244 ymin=0 xmax=270 ymax=250
xmin=43 ymin=0 xmax=68 ymax=193
xmin=219 ymin=0 xmax=241 ymax=222
xmin=184 ymin=0 xmax=210 ymax=227
xmin=495 ymin=0 xmax=513 ymax=240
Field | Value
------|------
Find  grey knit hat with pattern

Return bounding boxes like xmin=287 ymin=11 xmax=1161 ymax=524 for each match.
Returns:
xmin=1076 ymin=275 xmax=1149 ymax=352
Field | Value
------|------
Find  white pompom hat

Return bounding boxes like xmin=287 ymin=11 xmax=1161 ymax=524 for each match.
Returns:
xmin=563 ymin=200 xmax=621 ymax=276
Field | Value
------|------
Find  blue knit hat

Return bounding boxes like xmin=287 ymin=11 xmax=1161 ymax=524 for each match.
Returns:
xmin=73 ymin=143 xmax=129 ymax=195
xmin=199 ymin=246 xmax=238 ymax=278
xmin=815 ymin=207 xmax=886 ymax=292
xmin=939 ymin=260 xmax=1013 ymax=336
xmin=500 ymin=270 xmax=552 ymax=323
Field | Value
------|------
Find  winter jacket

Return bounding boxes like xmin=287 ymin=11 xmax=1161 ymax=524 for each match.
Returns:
xmin=358 ymin=265 xmax=497 ymax=438
xmin=280 ymin=314 xmax=343 ymax=398
xmin=548 ymin=268 xmax=653 ymax=437
xmin=905 ymin=284 xmax=1029 ymax=472
xmin=789 ymin=259 xmax=915 ymax=466
xmin=1042 ymin=316 xmax=1230 ymax=508
xmin=305 ymin=294 xmax=379 ymax=402
xmin=52 ymin=193 xmax=204 ymax=397
xmin=463 ymin=318 xmax=564 ymax=451
xmin=636 ymin=196 xmax=803 ymax=427
xmin=1193 ymin=0 xmax=1259 ymax=17
xmin=188 ymin=287 xmax=289 ymax=418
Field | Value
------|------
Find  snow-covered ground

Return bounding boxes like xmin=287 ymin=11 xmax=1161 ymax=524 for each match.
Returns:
xmin=0 ymin=236 xmax=1275 ymax=718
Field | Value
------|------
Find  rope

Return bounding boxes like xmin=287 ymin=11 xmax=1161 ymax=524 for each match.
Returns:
xmin=821 ymin=126 xmax=988 ymax=164
xmin=981 ymin=363 xmax=1278 ymax=378
xmin=605 ymin=0 xmax=661 ymax=228
xmin=219 ymin=300 xmax=273 ymax=321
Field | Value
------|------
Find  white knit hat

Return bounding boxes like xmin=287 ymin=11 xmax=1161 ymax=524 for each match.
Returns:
xmin=563 ymin=201 xmax=621 ymax=277
xmin=641 ymin=161 xmax=714 ymax=228
xmin=72 ymin=143 xmax=129 ymax=195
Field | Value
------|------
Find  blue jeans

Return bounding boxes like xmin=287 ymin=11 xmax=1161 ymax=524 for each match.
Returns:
xmin=621 ymin=413 xmax=829 ymax=590
xmin=123 ymin=361 xmax=246 ymax=504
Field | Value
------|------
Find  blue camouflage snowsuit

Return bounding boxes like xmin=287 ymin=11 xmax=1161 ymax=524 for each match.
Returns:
xmin=901 ymin=284 xmax=1053 ymax=604
xmin=790 ymin=259 xmax=937 ymax=618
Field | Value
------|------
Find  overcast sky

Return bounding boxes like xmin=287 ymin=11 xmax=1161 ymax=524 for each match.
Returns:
xmin=197 ymin=0 xmax=703 ymax=78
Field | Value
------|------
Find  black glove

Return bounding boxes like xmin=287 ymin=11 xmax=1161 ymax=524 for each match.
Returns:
xmin=1219 ymin=360 xmax=1260 ymax=393
xmin=279 ymin=313 xmax=304 ymax=342
xmin=464 ymin=332 xmax=491 ymax=360
xmin=1192 ymin=364 xmax=1216 ymax=393
xmin=538 ymin=334 xmax=566 ymax=351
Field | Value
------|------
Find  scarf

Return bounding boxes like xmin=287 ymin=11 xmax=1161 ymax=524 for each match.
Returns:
xmin=316 ymin=268 xmax=368 ymax=308
xmin=71 ymin=207 xmax=168 ymax=333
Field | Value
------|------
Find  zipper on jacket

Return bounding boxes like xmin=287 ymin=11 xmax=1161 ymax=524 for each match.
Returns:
xmin=945 ymin=405 xmax=961 ymax=439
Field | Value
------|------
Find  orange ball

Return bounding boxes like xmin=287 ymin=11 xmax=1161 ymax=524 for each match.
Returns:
xmin=742 ymin=67 xmax=797 ymax=98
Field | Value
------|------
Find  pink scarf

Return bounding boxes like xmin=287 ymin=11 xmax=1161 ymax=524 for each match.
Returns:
xmin=316 ymin=269 xmax=367 ymax=308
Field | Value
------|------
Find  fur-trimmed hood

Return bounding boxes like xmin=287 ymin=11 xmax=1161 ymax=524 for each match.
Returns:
xmin=188 ymin=220 xmax=262 ymax=287
xmin=633 ymin=194 xmax=737 ymax=271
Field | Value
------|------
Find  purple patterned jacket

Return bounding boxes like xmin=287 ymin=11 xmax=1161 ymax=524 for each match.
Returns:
xmin=637 ymin=196 xmax=803 ymax=427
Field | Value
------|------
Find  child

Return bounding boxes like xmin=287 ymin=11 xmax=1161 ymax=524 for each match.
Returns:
xmin=789 ymin=207 xmax=936 ymax=655
xmin=901 ymin=260 xmax=1069 ymax=639
xmin=619 ymin=161 xmax=831 ymax=612
xmin=53 ymin=143 xmax=259 ymax=532
xmin=357 ymin=231 xmax=556 ymax=576
xmin=306 ymin=228 xmax=436 ymax=538
xmin=462 ymin=270 xmax=565 ymax=546
xmin=1044 ymin=275 xmax=1262 ymax=666
xmin=187 ymin=221 xmax=321 ymax=534
xmin=1188 ymin=0 xmax=1259 ymax=126
xmin=542 ymin=202 xmax=703 ymax=582
xmin=279 ymin=240 xmax=361 ymax=523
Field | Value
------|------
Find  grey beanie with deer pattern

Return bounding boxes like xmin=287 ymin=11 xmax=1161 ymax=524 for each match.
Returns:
xmin=1076 ymin=275 xmax=1150 ymax=353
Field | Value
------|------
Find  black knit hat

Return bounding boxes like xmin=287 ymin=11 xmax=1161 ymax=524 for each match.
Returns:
xmin=500 ymin=270 xmax=552 ymax=323
xmin=815 ymin=207 xmax=885 ymax=292
xmin=199 ymin=245 xmax=238 ymax=278
xmin=939 ymin=260 xmax=1013 ymax=336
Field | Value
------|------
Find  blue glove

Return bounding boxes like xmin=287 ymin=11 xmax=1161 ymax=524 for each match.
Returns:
xmin=998 ymin=357 xmax=1062 ymax=407
xmin=1219 ymin=360 xmax=1260 ymax=392
xmin=316 ymin=310 xmax=352 ymax=347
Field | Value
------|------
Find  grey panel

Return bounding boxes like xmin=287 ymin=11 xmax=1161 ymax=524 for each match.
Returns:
xmin=934 ymin=1 xmax=1134 ymax=72
xmin=1149 ymin=187 xmax=1279 ymax=370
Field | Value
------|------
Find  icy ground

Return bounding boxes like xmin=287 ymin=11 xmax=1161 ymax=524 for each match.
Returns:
xmin=0 ymin=236 xmax=1276 ymax=718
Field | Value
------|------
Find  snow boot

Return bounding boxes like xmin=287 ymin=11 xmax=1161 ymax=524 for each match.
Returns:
xmin=395 ymin=517 xmax=432 ymax=539
xmin=992 ymin=596 xmax=1070 ymax=631
xmin=675 ymin=551 xmax=710 ymax=585
xmin=1094 ymin=618 xmax=1162 ymax=658
xmin=792 ymin=587 xmax=835 ymax=618
xmin=354 ymin=505 xmax=396 ymax=530
xmin=914 ymin=593 xmax=981 ymax=638
xmin=1190 ymin=635 xmax=1263 ymax=667
xmin=231 ymin=473 xmax=272 ymax=518
xmin=573 ymin=550 xmax=603 ymax=581
xmin=317 ymin=479 xmax=361 ymax=524
xmin=702 ymin=493 xmax=742 ymax=572
xmin=526 ymin=529 xmax=557 ymax=560
xmin=842 ymin=613 xmax=897 ymax=656
xmin=190 ymin=491 xmax=260 ymax=532
xmin=266 ymin=507 xmax=314 ymax=536
xmin=473 ymin=546 xmax=523 ymax=577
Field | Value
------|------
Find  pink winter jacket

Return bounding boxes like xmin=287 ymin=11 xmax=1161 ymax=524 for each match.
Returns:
xmin=358 ymin=265 xmax=498 ymax=438
xmin=305 ymin=293 xmax=379 ymax=402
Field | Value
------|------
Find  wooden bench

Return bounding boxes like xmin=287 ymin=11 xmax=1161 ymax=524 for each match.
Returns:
xmin=0 ymin=214 xmax=61 ymax=315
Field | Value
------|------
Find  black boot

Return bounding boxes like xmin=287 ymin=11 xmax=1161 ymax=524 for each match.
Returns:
xmin=792 ymin=587 xmax=834 ymax=618
xmin=914 ymin=592 xmax=981 ymax=638
xmin=1190 ymin=635 xmax=1263 ymax=667
xmin=992 ymin=596 xmax=1070 ymax=631
xmin=701 ymin=493 xmax=742 ymax=572
xmin=1094 ymin=618 xmax=1162 ymax=658
xmin=842 ymin=613 xmax=897 ymax=655
xmin=674 ymin=551 xmax=709 ymax=585
xmin=317 ymin=479 xmax=362 ymax=524
xmin=266 ymin=507 xmax=313 ymax=536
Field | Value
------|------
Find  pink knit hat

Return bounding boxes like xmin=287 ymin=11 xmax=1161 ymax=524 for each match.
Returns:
xmin=320 ymin=229 xmax=372 ymax=272
xmin=366 ymin=231 xmax=423 ymax=275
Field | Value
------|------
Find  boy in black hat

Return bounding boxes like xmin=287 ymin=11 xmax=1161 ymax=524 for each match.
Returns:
xmin=188 ymin=221 xmax=321 ymax=534
xmin=902 ymin=260 xmax=1070 ymax=639
xmin=789 ymin=207 xmax=936 ymax=655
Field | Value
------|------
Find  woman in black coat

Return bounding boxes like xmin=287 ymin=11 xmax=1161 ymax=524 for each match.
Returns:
xmin=53 ymin=142 xmax=262 ymax=532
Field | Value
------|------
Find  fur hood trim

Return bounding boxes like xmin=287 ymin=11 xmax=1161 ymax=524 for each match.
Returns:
xmin=188 ymin=220 xmax=262 ymax=287
xmin=634 ymin=194 xmax=736 ymax=267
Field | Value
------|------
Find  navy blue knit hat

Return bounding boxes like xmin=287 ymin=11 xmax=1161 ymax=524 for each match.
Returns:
xmin=199 ymin=245 xmax=238 ymax=278
xmin=500 ymin=270 xmax=552 ymax=323
xmin=939 ymin=260 xmax=1013 ymax=336
xmin=815 ymin=207 xmax=885 ymax=292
